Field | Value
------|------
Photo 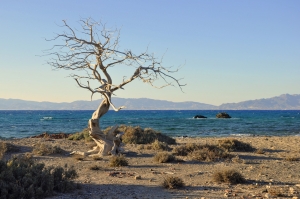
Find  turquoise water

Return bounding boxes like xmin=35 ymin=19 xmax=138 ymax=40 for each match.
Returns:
xmin=0 ymin=110 xmax=300 ymax=138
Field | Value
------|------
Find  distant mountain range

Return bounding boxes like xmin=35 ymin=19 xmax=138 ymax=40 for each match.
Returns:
xmin=0 ymin=94 xmax=300 ymax=110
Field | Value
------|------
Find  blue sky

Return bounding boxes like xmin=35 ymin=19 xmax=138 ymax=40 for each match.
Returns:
xmin=0 ymin=1 xmax=299 ymax=105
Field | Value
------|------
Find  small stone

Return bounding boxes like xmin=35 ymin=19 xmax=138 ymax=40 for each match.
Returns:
xmin=135 ymin=175 xmax=141 ymax=180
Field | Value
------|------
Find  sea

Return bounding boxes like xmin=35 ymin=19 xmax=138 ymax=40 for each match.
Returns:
xmin=0 ymin=110 xmax=300 ymax=139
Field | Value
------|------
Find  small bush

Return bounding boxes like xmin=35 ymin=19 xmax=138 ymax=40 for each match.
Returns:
xmin=151 ymin=140 xmax=170 ymax=151
xmin=153 ymin=152 xmax=175 ymax=163
xmin=109 ymin=155 xmax=128 ymax=167
xmin=213 ymin=169 xmax=245 ymax=184
xmin=172 ymin=143 xmax=202 ymax=156
xmin=117 ymin=125 xmax=175 ymax=145
xmin=0 ymin=142 xmax=20 ymax=159
xmin=218 ymin=139 xmax=255 ymax=152
xmin=32 ymin=143 xmax=63 ymax=156
xmin=68 ymin=128 xmax=93 ymax=142
xmin=189 ymin=145 xmax=232 ymax=162
xmin=0 ymin=155 xmax=78 ymax=198
xmin=162 ymin=176 xmax=184 ymax=189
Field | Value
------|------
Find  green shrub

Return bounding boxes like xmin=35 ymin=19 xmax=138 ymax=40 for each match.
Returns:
xmin=212 ymin=169 xmax=245 ymax=184
xmin=68 ymin=128 xmax=93 ymax=142
xmin=153 ymin=152 xmax=175 ymax=163
xmin=116 ymin=125 xmax=175 ymax=144
xmin=32 ymin=143 xmax=63 ymax=156
xmin=162 ymin=176 xmax=184 ymax=189
xmin=0 ymin=154 xmax=78 ymax=198
xmin=218 ymin=139 xmax=255 ymax=152
xmin=109 ymin=155 xmax=128 ymax=167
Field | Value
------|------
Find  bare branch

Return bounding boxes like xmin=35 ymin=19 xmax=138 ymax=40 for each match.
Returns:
xmin=45 ymin=18 xmax=185 ymax=109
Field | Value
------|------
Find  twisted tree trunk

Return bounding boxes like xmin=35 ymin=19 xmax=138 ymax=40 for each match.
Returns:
xmin=71 ymin=95 xmax=124 ymax=157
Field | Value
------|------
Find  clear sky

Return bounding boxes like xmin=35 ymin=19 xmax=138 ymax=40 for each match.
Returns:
xmin=0 ymin=1 xmax=299 ymax=106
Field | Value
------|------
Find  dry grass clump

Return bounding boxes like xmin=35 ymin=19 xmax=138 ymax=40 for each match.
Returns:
xmin=189 ymin=145 xmax=232 ymax=162
xmin=0 ymin=154 xmax=78 ymax=198
xmin=109 ymin=155 xmax=128 ymax=167
xmin=0 ymin=142 xmax=20 ymax=159
xmin=153 ymin=152 xmax=175 ymax=163
xmin=116 ymin=125 xmax=175 ymax=144
xmin=284 ymin=156 xmax=299 ymax=161
xmin=213 ymin=169 xmax=245 ymax=184
xmin=89 ymin=165 xmax=102 ymax=170
xmin=172 ymin=143 xmax=202 ymax=156
xmin=151 ymin=139 xmax=170 ymax=151
xmin=68 ymin=128 xmax=93 ymax=142
xmin=32 ymin=143 xmax=63 ymax=156
xmin=218 ymin=139 xmax=255 ymax=152
xmin=267 ymin=187 xmax=284 ymax=197
xmin=255 ymin=148 xmax=265 ymax=154
xmin=162 ymin=176 xmax=184 ymax=189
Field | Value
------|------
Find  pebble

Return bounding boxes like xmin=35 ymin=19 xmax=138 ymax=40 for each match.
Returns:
xmin=135 ymin=175 xmax=141 ymax=180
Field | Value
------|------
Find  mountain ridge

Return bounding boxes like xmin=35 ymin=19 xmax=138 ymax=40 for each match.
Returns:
xmin=1 ymin=94 xmax=300 ymax=110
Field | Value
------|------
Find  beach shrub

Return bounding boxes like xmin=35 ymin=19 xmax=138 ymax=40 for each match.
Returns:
xmin=172 ymin=143 xmax=202 ymax=156
xmin=162 ymin=176 xmax=184 ymax=189
xmin=212 ymin=169 xmax=245 ymax=184
xmin=0 ymin=154 xmax=78 ymax=199
xmin=218 ymin=139 xmax=255 ymax=152
xmin=0 ymin=142 xmax=20 ymax=159
xmin=153 ymin=152 xmax=175 ymax=163
xmin=109 ymin=155 xmax=128 ymax=167
xmin=151 ymin=139 xmax=170 ymax=151
xmin=189 ymin=145 xmax=232 ymax=162
xmin=117 ymin=125 xmax=176 ymax=144
xmin=68 ymin=128 xmax=93 ymax=142
xmin=32 ymin=143 xmax=63 ymax=156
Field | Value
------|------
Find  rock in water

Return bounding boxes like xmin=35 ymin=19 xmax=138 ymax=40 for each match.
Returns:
xmin=216 ymin=112 xmax=231 ymax=118
xmin=194 ymin=115 xmax=207 ymax=119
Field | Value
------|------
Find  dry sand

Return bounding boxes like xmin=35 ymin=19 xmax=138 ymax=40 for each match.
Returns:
xmin=2 ymin=136 xmax=300 ymax=199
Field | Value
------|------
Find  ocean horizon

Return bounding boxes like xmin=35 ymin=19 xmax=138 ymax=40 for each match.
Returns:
xmin=1 ymin=110 xmax=300 ymax=139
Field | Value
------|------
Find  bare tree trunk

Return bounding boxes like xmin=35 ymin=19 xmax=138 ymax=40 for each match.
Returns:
xmin=71 ymin=96 xmax=124 ymax=157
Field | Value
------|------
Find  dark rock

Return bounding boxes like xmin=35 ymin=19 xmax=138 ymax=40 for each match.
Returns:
xmin=216 ymin=112 xmax=231 ymax=118
xmin=194 ymin=115 xmax=207 ymax=119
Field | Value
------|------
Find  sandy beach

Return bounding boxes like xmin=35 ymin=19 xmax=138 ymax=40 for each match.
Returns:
xmin=2 ymin=136 xmax=300 ymax=199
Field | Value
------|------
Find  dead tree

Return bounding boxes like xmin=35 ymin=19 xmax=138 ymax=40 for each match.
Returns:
xmin=45 ymin=18 xmax=184 ymax=157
